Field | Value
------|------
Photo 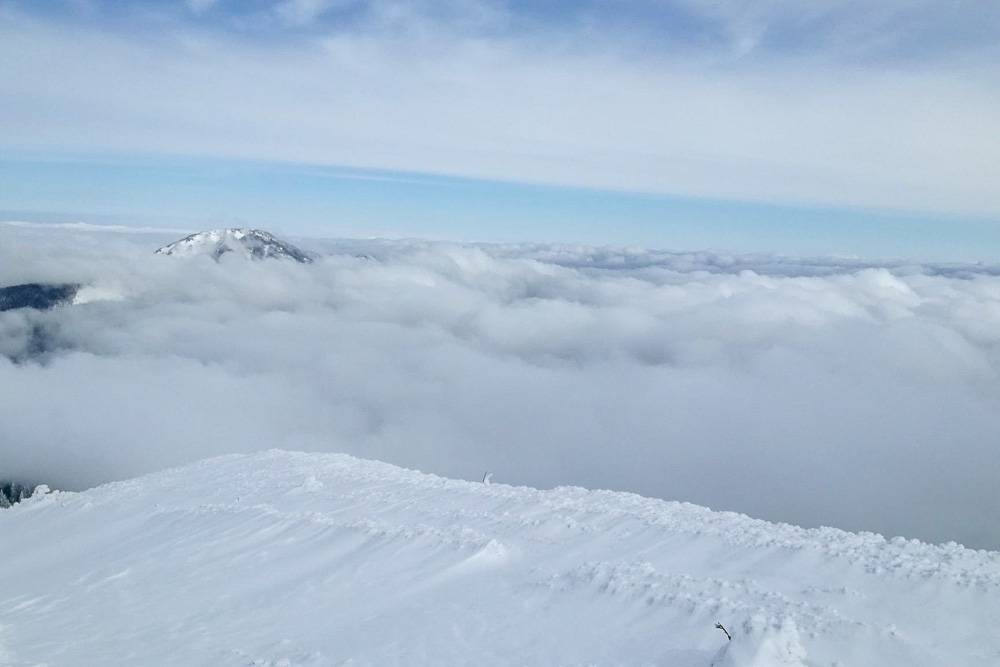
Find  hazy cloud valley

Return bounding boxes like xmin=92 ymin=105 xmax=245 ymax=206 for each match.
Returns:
xmin=4 ymin=222 xmax=1000 ymax=550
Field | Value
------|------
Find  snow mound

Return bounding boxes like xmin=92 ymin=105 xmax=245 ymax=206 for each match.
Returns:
xmin=0 ymin=450 xmax=997 ymax=665
xmin=711 ymin=617 xmax=807 ymax=667
xmin=155 ymin=228 xmax=313 ymax=263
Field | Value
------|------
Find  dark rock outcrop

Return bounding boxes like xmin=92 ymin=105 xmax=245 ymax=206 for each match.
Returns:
xmin=0 ymin=482 xmax=36 ymax=508
xmin=0 ymin=283 xmax=79 ymax=312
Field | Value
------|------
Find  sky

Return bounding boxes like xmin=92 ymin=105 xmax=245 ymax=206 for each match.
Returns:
xmin=1 ymin=0 xmax=999 ymax=258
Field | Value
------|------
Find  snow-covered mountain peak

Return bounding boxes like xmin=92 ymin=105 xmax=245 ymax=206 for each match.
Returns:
xmin=155 ymin=228 xmax=313 ymax=263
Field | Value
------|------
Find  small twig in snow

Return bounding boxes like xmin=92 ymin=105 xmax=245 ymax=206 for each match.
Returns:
xmin=715 ymin=622 xmax=732 ymax=641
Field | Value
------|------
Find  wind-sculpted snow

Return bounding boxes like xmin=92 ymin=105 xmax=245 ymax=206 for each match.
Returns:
xmin=0 ymin=451 xmax=996 ymax=666
xmin=3 ymin=222 xmax=1000 ymax=549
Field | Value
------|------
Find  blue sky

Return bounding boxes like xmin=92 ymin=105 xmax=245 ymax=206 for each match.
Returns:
xmin=1 ymin=0 xmax=999 ymax=258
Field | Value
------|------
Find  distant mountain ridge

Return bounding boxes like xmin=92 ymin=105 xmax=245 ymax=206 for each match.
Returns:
xmin=155 ymin=228 xmax=313 ymax=263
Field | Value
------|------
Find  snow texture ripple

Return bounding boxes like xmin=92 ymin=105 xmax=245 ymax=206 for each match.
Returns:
xmin=0 ymin=450 xmax=997 ymax=666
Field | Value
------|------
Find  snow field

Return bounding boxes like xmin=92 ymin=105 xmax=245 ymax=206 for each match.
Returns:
xmin=1 ymin=450 xmax=998 ymax=666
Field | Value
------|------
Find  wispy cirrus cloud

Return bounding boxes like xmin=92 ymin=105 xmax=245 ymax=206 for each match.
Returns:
xmin=184 ymin=0 xmax=219 ymax=15
xmin=0 ymin=2 xmax=998 ymax=218
xmin=273 ymin=0 xmax=356 ymax=26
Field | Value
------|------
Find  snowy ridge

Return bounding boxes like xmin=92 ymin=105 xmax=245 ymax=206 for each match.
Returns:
xmin=155 ymin=228 xmax=313 ymax=263
xmin=1 ymin=450 xmax=998 ymax=666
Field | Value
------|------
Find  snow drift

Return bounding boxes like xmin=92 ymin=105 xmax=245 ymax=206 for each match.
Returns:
xmin=0 ymin=450 xmax=996 ymax=666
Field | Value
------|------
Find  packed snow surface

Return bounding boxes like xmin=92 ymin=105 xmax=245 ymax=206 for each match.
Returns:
xmin=155 ymin=228 xmax=312 ymax=263
xmin=1 ymin=451 xmax=997 ymax=666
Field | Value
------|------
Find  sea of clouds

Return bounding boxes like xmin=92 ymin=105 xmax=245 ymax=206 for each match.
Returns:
xmin=3 ymin=222 xmax=1000 ymax=549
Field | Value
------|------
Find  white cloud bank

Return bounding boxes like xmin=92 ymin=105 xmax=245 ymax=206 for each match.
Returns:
xmin=2 ymin=223 xmax=1000 ymax=550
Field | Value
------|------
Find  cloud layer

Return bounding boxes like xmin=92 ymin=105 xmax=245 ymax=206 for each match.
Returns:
xmin=2 ymin=223 xmax=1000 ymax=549
xmin=1 ymin=2 xmax=999 ymax=217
